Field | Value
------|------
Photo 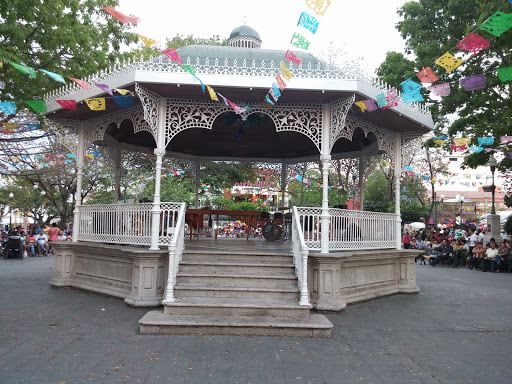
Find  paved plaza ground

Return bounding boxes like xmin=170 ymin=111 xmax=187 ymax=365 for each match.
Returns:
xmin=1 ymin=255 xmax=511 ymax=384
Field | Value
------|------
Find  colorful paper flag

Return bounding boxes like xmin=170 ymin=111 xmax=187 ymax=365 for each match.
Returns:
xmin=9 ymin=61 xmax=37 ymax=78
xmin=136 ymin=33 xmax=157 ymax=47
xmin=297 ymin=12 xmax=320 ymax=34
xmin=56 ymin=100 xmax=77 ymax=110
xmin=508 ymin=152 xmax=512 ymax=159
xmin=40 ymin=69 xmax=66 ymax=84
xmin=69 ymin=77 xmax=89 ymax=89
xmin=376 ymin=93 xmax=388 ymax=108
xmin=24 ymin=100 xmax=47 ymax=113
xmin=435 ymin=52 xmax=464 ymax=73
xmin=275 ymin=74 xmax=287 ymax=91
xmin=181 ymin=65 xmax=196 ymax=77
xmin=401 ymin=78 xmax=422 ymax=94
xmin=460 ymin=74 xmax=487 ymax=91
xmin=477 ymin=137 xmax=494 ymax=146
xmin=354 ymin=101 xmax=367 ymax=113
xmin=113 ymin=95 xmax=133 ymax=108
xmin=161 ymin=48 xmax=183 ymax=65
xmin=284 ymin=50 xmax=302 ymax=66
xmin=114 ymin=88 xmax=134 ymax=96
xmin=3 ymin=123 xmax=19 ymax=131
xmin=84 ymin=98 xmax=106 ymax=111
xmin=27 ymin=123 xmax=42 ymax=131
xmin=95 ymin=83 xmax=113 ymax=96
xmin=479 ymin=11 xmax=512 ymax=37
xmin=271 ymin=83 xmax=281 ymax=99
xmin=103 ymin=6 xmax=140 ymax=24
xmin=206 ymin=86 xmax=219 ymax=102
xmin=269 ymin=88 xmax=279 ymax=102
xmin=265 ymin=94 xmax=275 ymax=105
xmin=429 ymin=83 xmax=451 ymax=97
xmin=305 ymin=0 xmax=331 ymax=16
xmin=0 ymin=101 xmax=16 ymax=115
xmin=501 ymin=136 xmax=512 ymax=144
xmin=433 ymin=135 xmax=447 ymax=146
xmin=401 ymin=91 xmax=424 ymax=104
xmin=384 ymin=88 xmax=399 ymax=108
xmin=290 ymin=33 xmax=311 ymax=50
xmin=280 ymin=62 xmax=293 ymax=81
xmin=469 ymin=145 xmax=484 ymax=153
xmin=456 ymin=33 xmax=490 ymax=56
xmin=497 ymin=66 xmax=512 ymax=82
xmin=451 ymin=144 xmax=466 ymax=152
xmin=364 ymin=99 xmax=378 ymax=112
xmin=416 ymin=67 xmax=439 ymax=84
xmin=454 ymin=138 xmax=471 ymax=146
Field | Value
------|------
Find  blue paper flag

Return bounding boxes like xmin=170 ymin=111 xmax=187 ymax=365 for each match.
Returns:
xmin=403 ymin=165 xmax=414 ymax=171
xmin=113 ymin=95 xmax=133 ymax=108
xmin=0 ymin=101 xmax=16 ymax=115
xmin=271 ymin=83 xmax=281 ymax=99
xmin=401 ymin=78 xmax=422 ymax=94
xmin=197 ymin=78 xmax=206 ymax=93
xmin=434 ymin=135 xmax=448 ymax=141
xmin=39 ymin=69 xmax=67 ymax=84
xmin=66 ymin=153 xmax=76 ymax=158
xmin=90 ymin=151 xmax=102 ymax=156
xmin=401 ymin=91 xmax=424 ymax=104
xmin=477 ymin=137 xmax=494 ymax=146
xmin=265 ymin=94 xmax=274 ymax=105
xmin=376 ymin=93 xmax=388 ymax=108
xmin=296 ymin=175 xmax=303 ymax=181
xmin=297 ymin=12 xmax=320 ymax=34
xmin=27 ymin=123 xmax=42 ymax=131
xmin=469 ymin=145 xmax=484 ymax=153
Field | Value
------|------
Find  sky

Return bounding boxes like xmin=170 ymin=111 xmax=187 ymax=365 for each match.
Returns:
xmin=119 ymin=0 xmax=411 ymax=74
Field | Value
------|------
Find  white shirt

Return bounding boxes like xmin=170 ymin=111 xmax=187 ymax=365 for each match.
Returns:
xmin=469 ymin=234 xmax=478 ymax=247
xmin=486 ymin=248 xmax=499 ymax=260
xmin=479 ymin=232 xmax=485 ymax=242
xmin=36 ymin=233 xmax=48 ymax=243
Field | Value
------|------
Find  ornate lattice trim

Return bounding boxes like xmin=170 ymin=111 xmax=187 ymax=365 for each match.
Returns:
xmin=343 ymin=114 xmax=397 ymax=158
xmin=329 ymin=95 xmax=356 ymax=152
xmin=43 ymin=117 xmax=79 ymax=156
xmin=136 ymin=83 xmax=161 ymax=142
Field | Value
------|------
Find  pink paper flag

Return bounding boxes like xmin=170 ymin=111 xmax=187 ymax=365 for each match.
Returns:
xmin=56 ymin=100 xmax=77 ymax=110
xmin=103 ymin=6 xmax=140 ymax=24
xmin=383 ymin=88 xmax=399 ymax=108
xmin=500 ymin=136 xmax=512 ymax=144
xmin=95 ymin=83 xmax=114 ymax=96
xmin=456 ymin=33 xmax=490 ymax=56
xmin=416 ymin=67 xmax=439 ymax=84
xmin=69 ymin=77 xmax=89 ymax=90
xmin=275 ymin=74 xmax=287 ymax=91
xmin=161 ymin=48 xmax=182 ymax=65
xmin=285 ymin=50 xmax=303 ymax=65
xmin=430 ymin=83 xmax=451 ymax=97
xmin=460 ymin=74 xmax=487 ymax=91
xmin=269 ymin=88 xmax=278 ymax=102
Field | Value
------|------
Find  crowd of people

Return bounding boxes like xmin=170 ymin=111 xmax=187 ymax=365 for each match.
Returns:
xmin=404 ymin=228 xmax=511 ymax=273
xmin=2 ymin=223 xmax=73 ymax=259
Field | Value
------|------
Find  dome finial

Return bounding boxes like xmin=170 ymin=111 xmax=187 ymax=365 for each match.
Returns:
xmin=243 ymin=16 xmax=247 ymax=25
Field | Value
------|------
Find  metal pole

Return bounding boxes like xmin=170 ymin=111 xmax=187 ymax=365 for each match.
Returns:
xmin=491 ymin=168 xmax=496 ymax=215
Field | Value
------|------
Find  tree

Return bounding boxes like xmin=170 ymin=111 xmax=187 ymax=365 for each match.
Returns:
xmin=376 ymin=0 xmax=512 ymax=173
xmin=363 ymin=169 xmax=393 ymax=213
xmin=0 ymin=0 xmax=138 ymax=106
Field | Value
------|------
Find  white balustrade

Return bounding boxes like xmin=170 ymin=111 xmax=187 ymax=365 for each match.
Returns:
xmin=294 ymin=207 xmax=398 ymax=251
xmin=292 ymin=207 xmax=310 ymax=306
xmin=76 ymin=202 xmax=183 ymax=246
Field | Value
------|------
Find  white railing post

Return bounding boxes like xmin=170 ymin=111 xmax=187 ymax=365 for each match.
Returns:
xmin=292 ymin=206 xmax=310 ymax=306
xmin=394 ymin=134 xmax=402 ymax=250
xmin=320 ymin=155 xmax=331 ymax=254
xmin=162 ymin=244 xmax=177 ymax=304
xmin=72 ymin=122 xmax=85 ymax=242
xmin=299 ymin=248 xmax=309 ymax=306
xmin=150 ymin=148 xmax=165 ymax=250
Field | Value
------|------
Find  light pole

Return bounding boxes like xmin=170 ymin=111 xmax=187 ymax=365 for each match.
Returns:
xmin=458 ymin=195 xmax=464 ymax=228
xmin=489 ymin=155 xmax=497 ymax=215
xmin=351 ymin=173 xmax=357 ymax=210
xmin=484 ymin=155 xmax=502 ymax=243
xmin=33 ymin=185 xmax=46 ymax=228
xmin=8 ymin=192 xmax=13 ymax=230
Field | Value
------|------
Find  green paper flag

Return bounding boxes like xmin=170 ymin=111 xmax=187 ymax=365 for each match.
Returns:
xmin=290 ymin=32 xmax=311 ymax=50
xmin=497 ymin=66 xmax=512 ymax=82
xmin=181 ymin=65 xmax=196 ymax=77
xmin=40 ymin=69 xmax=66 ymax=84
xmin=479 ymin=11 xmax=512 ymax=37
xmin=9 ymin=61 xmax=37 ymax=79
xmin=24 ymin=100 xmax=47 ymax=114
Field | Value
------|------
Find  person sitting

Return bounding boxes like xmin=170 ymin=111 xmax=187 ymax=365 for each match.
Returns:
xmin=493 ymin=242 xmax=510 ymax=272
xmin=431 ymin=239 xmax=454 ymax=266
xmin=3 ymin=230 xmax=22 ymax=259
xmin=35 ymin=229 xmax=49 ymax=256
xmin=451 ymin=239 xmax=465 ymax=268
xmin=25 ymin=231 xmax=36 ymax=257
xmin=481 ymin=241 xmax=499 ymax=272
xmin=470 ymin=242 xmax=485 ymax=270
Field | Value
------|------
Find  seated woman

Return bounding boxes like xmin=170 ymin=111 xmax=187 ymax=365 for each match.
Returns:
xmin=25 ymin=231 xmax=36 ymax=257
xmin=451 ymin=239 xmax=465 ymax=268
xmin=35 ymin=229 xmax=49 ymax=256
xmin=481 ymin=241 xmax=499 ymax=272
xmin=470 ymin=242 xmax=485 ymax=270
xmin=493 ymin=242 xmax=510 ymax=272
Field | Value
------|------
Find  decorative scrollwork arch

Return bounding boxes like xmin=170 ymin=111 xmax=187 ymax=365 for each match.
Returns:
xmin=329 ymin=95 xmax=356 ymax=152
xmin=343 ymin=114 xmax=396 ymax=158
xmin=43 ymin=117 xmax=79 ymax=156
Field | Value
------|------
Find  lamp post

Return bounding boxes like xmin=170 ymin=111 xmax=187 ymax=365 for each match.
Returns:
xmin=484 ymin=155 xmax=502 ymax=243
xmin=8 ymin=192 xmax=13 ymax=230
xmin=458 ymin=195 xmax=464 ymax=228
xmin=489 ymin=155 xmax=497 ymax=215
xmin=33 ymin=185 xmax=46 ymax=228
xmin=434 ymin=194 xmax=444 ymax=230
xmin=351 ymin=173 xmax=357 ymax=210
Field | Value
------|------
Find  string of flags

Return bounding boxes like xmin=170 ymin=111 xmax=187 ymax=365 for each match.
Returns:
xmin=200 ymin=182 xmax=213 ymax=206
xmin=431 ymin=135 xmax=512 ymax=158
xmin=354 ymin=1 xmax=512 ymax=111
xmin=263 ymin=0 xmax=332 ymax=106
xmin=0 ymin=151 xmax=102 ymax=171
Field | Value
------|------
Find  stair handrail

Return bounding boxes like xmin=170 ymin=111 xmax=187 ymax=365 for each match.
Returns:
xmin=292 ymin=206 xmax=310 ymax=306
xmin=162 ymin=202 xmax=187 ymax=304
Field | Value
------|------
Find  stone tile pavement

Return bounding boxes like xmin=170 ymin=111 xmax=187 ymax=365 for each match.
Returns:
xmin=1 ymin=256 xmax=511 ymax=384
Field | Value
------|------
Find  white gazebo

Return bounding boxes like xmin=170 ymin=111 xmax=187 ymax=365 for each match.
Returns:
xmin=46 ymin=25 xmax=433 ymax=336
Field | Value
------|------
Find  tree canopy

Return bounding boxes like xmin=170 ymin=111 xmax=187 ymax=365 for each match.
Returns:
xmin=376 ymin=0 xmax=512 ymax=175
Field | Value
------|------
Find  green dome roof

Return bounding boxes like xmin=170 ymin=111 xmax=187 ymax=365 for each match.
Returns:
xmin=229 ymin=25 xmax=261 ymax=41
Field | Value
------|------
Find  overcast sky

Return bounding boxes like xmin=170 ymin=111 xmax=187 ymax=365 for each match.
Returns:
xmin=119 ymin=0 xmax=411 ymax=74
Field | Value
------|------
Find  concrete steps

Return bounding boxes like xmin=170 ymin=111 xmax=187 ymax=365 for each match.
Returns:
xmin=139 ymin=248 xmax=332 ymax=337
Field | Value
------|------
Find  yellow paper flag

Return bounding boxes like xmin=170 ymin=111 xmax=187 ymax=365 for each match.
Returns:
xmin=305 ymin=0 xmax=331 ymax=16
xmin=354 ymin=101 xmax=367 ymax=113
xmin=206 ymin=85 xmax=219 ymax=102
xmin=433 ymin=139 xmax=447 ymax=146
xmin=136 ymin=33 xmax=157 ymax=48
xmin=435 ymin=52 xmax=463 ymax=73
xmin=0 ymin=61 xmax=3 ymax=70
xmin=3 ymin=123 xmax=19 ymax=131
xmin=114 ymin=88 xmax=134 ymax=96
xmin=454 ymin=138 xmax=471 ymax=146
xmin=85 ymin=98 xmax=106 ymax=111
xmin=280 ymin=62 xmax=293 ymax=81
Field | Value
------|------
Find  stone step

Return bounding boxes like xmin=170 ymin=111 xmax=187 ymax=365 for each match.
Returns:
xmin=163 ymin=297 xmax=310 ymax=317
xmin=174 ymin=284 xmax=300 ymax=301
xmin=176 ymin=272 xmax=298 ymax=289
xmin=139 ymin=311 xmax=333 ymax=337
xmin=182 ymin=250 xmax=292 ymax=264
xmin=179 ymin=261 xmax=295 ymax=275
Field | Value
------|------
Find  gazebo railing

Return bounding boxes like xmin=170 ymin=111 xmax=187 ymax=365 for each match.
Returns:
xmin=294 ymin=207 xmax=398 ymax=251
xmin=76 ymin=202 xmax=184 ymax=246
xmin=291 ymin=206 xmax=310 ymax=306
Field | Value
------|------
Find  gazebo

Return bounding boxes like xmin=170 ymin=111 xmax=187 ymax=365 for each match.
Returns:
xmin=46 ymin=25 xmax=433 ymax=337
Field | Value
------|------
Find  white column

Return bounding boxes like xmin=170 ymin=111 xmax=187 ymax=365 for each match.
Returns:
xmin=394 ymin=134 xmax=402 ymax=250
xmin=113 ymin=147 xmax=121 ymax=204
xmin=320 ymin=104 xmax=331 ymax=254
xmin=195 ymin=160 xmax=200 ymax=209
xmin=358 ymin=156 xmax=364 ymax=211
xmin=149 ymin=98 xmax=167 ymax=250
xmin=280 ymin=161 xmax=287 ymax=208
xmin=72 ymin=122 xmax=86 ymax=242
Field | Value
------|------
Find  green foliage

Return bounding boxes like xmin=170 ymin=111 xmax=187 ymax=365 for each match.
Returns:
xmin=400 ymin=200 xmax=429 ymax=223
xmin=289 ymin=185 xmax=347 ymax=208
xmin=376 ymin=52 xmax=416 ymax=87
xmin=504 ymin=214 xmax=512 ymax=236
xmin=0 ymin=0 xmax=138 ymax=103
xmin=141 ymin=176 xmax=195 ymax=206
xmin=201 ymin=162 xmax=257 ymax=195
xmin=230 ymin=202 xmax=259 ymax=211
xmin=378 ymin=0 xmax=512 ymax=172
xmin=364 ymin=169 xmax=393 ymax=213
